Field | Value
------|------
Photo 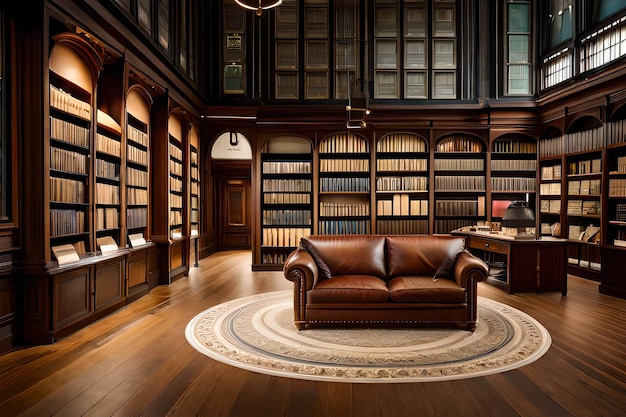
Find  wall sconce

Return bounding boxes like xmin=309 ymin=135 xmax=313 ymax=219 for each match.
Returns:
xmin=235 ymin=0 xmax=282 ymax=16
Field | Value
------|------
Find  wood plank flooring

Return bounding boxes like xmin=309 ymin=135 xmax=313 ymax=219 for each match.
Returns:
xmin=1 ymin=250 xmax=625 ymax=417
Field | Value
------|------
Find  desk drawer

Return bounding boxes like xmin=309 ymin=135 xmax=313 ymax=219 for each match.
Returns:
xmin=467 ymin=237 xmax=510 ymax=254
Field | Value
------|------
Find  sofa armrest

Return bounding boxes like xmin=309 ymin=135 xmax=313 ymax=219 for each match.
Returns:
xmin=283 ymin=248 xmax=319 ymax=291
xmin=453 ymin=251 xmax=489 ymax=289
xmin=283 ymin=249 xmax=319 ymax=328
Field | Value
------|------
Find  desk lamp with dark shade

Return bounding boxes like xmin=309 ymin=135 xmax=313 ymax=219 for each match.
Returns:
xmin=501 ymin=201 xmax=536 ymax=240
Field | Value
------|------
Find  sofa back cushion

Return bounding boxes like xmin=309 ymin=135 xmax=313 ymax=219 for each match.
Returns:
xmin=386 ymin=236 xmax=465 ymax=278
xmin=303 ymin=235 xmax=387 ymax=280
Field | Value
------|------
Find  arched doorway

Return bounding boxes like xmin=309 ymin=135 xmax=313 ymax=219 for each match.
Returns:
xmin=210 ymin=132 xmax=253 ymax=250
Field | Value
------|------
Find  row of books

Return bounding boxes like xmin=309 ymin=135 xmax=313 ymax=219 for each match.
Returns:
xmin=50 ymin=176 xmax=85 ymax=203
xmin=606 ymin=119 xmax=626 ymax=146
xmin=191 ymin=180 xmax=199 ymax=195
xmin=541 ymin=164 xmax=562 ymax=180
xmin=128 ymin=145 xmax=148 ymax=165
xmin=616 ymin=155 xmax=626 ymax=173
xmin=376 ymin=219 xmax=429 ymax=234
xmin=262 ymin=161 xmax=311 ymax=174
xmin=433 ymin=158 xmax=484 ymax=171
xmin=50 ymin=117 xmax=90 ymax=148
xmin=567 ymin=200 xmax=601 ymax=216
xmin=434 ymin=176 xmax=485 ymax=191
xmin=568 ymin=224 xmax=601 ymax=242
xmin=127 ymin=188 xmax=148 ymax=205
xmin=492 ymin=140 xmax=536 ymax=154
xmin=540 ymin=182 xmax=562 ymax=195
xmin=170 ymin=210 xmax=183 ymax=226
xmin=262 ymin=227 xmax=310 ymax=247
xmin=263 ymin=192 xmax=311 ymax=205
xmin=320 ymin=177 xmax=370 ymax=192
xmin=435 ymin=219 xmax=475 ymax=234
xmin=318 ymin=220 xmax=370 ymax=235
xmin=491 ymin=177 xmax=536 ymax=191
xmin=565 ymin=127 xmax=605 ymax=153
xmin=569 ymin=179 xmax=601 ymax=195
xmin=377 ymin=196 xmax=428 ymax=216
xmin=376 ymin=176 xmax=428 ymax=192
xmin=127 ymin=167 xmax=148 ymax=187
xmin=169 ymin=142 xmax=183 ymax=161
xmin=319 ymin=134 xmax=368 ymax=154
xmin=319 ymin=158 xmax=369 ymax=172
xmin=376 ymin=134 xmax=427 ymax=153
xmin=170 ymin=176 xmax=183 ymax=193
xmin=169 ymin=159 xmax=183 ymax=177
xmin=170 ymin=193 xmax=183 ymax=208
xmin=96 ymin=133 xmax=121 ymax=157
xmin=95 ymin=159 xmax=120 ymax=180
xmin=540 ymin=199 xmax=562 ymax=213
xmin=616 ymin=204 xmax=626 ymax=222
xmin=376 ymin=158 xmax=428 ymax=173
xmin=320 ymin=201 xmax=369 ymax=217
xmin=50 ymin=146 xmax=87 ymax=174
xmin=491 ymin=159 xmax=536 ymax=171
xmin=95 ymin=183 xmax=120 ymax=205
xmin=261 ymin=252 xmax=292 ymax=265
xmin=96 ymin=207 xmax=119 ymax=230
xmin=435 ymin=136 xmax=483 ymax=153
xmin=263 ymin=178 xmax=311 ymax=193
xmin=127 ymin=125 xmax=149 ymax=147
xmin=127 ymin=207 xmax=148 ymax=229
xmin=568 ymin=159 xmax=601 ymax=175
xmin=539 ymin=136 xmax=563 ymax=158
xmin=50 ymin=84 xmax=91 ymax=120
xmin=262 ymin=209 xmax=311 ymax=226
xmin=609 ymin=178 xmax=626 ymax=197
xmin=50 ymin=209 xmax=85 ymax=236
xmin=435 ymin=199 xmax=482 ymax=216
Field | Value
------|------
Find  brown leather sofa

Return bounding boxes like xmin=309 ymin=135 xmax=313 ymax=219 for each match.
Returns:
xmin=283 ymin=235 xmax=489 ymax=331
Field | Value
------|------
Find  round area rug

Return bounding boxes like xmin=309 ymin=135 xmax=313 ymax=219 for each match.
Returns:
xmin=185 ymin=290 xmax=551 ymax=383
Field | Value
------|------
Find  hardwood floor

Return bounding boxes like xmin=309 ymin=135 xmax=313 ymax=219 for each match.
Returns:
xmin=1 ymin=250 xmax=625 ymax=417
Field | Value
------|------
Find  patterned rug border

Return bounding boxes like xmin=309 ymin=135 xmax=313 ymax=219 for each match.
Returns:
xmin=185 ymin=290 xmax=551 ymax=383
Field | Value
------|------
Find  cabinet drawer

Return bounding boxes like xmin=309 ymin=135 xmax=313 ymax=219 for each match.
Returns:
xmin=468 ymin=237 xmax=510 ymax=255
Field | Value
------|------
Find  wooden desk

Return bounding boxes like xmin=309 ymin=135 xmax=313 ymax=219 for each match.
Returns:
xmin=452 ymin=230 xmax=568 ymax=295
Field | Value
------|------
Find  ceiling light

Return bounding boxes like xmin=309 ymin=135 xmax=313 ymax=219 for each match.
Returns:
xmin=235 ymin=0 xmax=282 ymax=16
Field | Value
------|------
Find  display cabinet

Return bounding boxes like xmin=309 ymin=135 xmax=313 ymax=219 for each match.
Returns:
xmin=433 ymin=135 xmax=486 ymax=233
xmin=259 ymin=137 xmax=312 ymax=269
xmin=565 ymin=151 xmax=603 ymax=279
xmin=318 ymin=132 xmax=370 ymax=235
xmin=538 ymin=156 xmax=563 ymax=236
xmin=375 ymin=133 xmax=429 ymax=234
xmin=490 ymin=136 xmax=537 ymax=225
xmin=48 ymin=70 xmax=92 ymax=259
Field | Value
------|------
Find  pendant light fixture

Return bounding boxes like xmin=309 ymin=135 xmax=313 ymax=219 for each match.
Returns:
xmin=234 ymin=0 xmax=283 ymax=16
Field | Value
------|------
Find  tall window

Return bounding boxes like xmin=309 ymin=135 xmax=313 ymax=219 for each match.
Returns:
xmin=374 ymin=0 xmax=457 ymax=100
xmin=335 ymin=0 xmax=359 ymax=99
xmin=275 ymin=0 xmax=299 ymax=99
xmin=304 ymin=0 xmax=329 ymax=99
xmin=157 ymin=0 xmax=171 ymax=52
xmin=178 ymin=0 xmax=196 ymax=80
xmin=506 ymin=0 xmax=532 ymax=95
xmin=548 ymin=0 xmax=572 ymax=49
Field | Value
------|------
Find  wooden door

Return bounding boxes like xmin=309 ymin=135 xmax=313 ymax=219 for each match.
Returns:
xmin=219 ymin=178 xmax=252 ymax=249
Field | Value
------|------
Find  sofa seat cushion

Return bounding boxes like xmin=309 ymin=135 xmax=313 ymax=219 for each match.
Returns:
xmin=307 ymin=275 xmax=390 ymax=303
xmin=387 ymin=276 xmax=466 ymax=303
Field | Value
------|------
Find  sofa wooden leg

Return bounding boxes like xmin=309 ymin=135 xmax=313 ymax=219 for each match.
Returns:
xmin=457 ymin=322 xmax=477 ymax=331
xmin=295 ymin=322 xmax=306 ymax=330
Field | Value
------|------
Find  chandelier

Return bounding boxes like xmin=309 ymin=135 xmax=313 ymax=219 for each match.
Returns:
xmin=235 ymin=0 xmax=283 ymax=16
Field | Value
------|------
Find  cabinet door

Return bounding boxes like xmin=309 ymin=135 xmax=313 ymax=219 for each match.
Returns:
xmin=53 ymin=267 xmax=92 ymax=331
xmin=95 ymin=258 xmax=125 ymax=310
